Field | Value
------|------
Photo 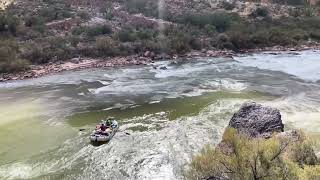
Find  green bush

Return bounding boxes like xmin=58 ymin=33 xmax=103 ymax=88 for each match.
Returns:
xmin=72 ymin=26 xmax=87 ymax=35
xmin=268 ymin=27 xmax=293 ymax=45
xmin=77 ymin=11 xmax=90 ymax=21
xmin=95 ymin=37 xmax=118 ymax=56
xmin=22 ymin=43 xmax=48 ymax=64
xmin=105 ymin=10 xmax=114 ymax=20
xmin=204 ymin=24 xmax=216 ymax=35
xmin=24 ymin=16 xmax=44 ymax=27
xmin=187 ymin=128 xmax=320 ymax=180
xmin=221 ymin=1 xmax=235 ymax=10
xmin=86 ymin=25 xmax=112 ymax=37
xmin=117 ymin=28 xmax=137 ymax=42
xmin=23 ymin=37 xmax=74 ymax=64
xmin=169 ymin=31 xmax=191 ymax=54
xmin=271 ymin=0 xmax=305 ymax=5
xmin=0 ymin=40 xmax=29 ymax=73
xmin=124 ymin=0 xmax=161 ymax=17
xmin=310 ymin=31 xmax=320 ymax=40
xmin=304 ymin=6 xmax=316 ymax=17
xmin=177 ymin=12 xmax=234 ymax=32
xmin=287 ymin=0 xmax=306 ymax=6
xmin=250 ymin=7 xmax=270 ymax=18
xmin=136 ymin=28 xmax=155 ymax=40
xmin=39 ymin=6 xmax=72 ymax=22
xmin=0 ymin=13 xmax=19 ymax=36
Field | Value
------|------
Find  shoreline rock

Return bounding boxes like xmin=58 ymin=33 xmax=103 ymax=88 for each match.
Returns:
xmin=1 ymin=45 xmax=320 ymax=83
xmin=229 ymin=102 xmax=284 ymax=138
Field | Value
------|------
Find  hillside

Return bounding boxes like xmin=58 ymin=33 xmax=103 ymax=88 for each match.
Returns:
xmin=0 ymin=0 xmax=320 ymax=79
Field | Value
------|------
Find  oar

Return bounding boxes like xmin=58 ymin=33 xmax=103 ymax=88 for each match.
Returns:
xmin=79 ymin=128 xmax=131 ymax=135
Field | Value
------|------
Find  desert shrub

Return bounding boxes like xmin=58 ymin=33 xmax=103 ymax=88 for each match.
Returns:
xmin=310 ymin=31 xmax=320 ymax=40
xmin=221 ymin=1 xmax=235 ymax=10
xmin=0 ymin=13 xmax=19 ymax=36
xmin=272 ymin=0 xmax=305 ymax=5
xmin=287 ymin=0 xmax=306 ymax=6
xmin=304 ymin=6 xmax=316 ymax=17
xmin=23 ymin=37 xmax=74 ymax=64
xmin=215 ymin=33 xmax=235 ymax=49
xmin=298 ymin=17 xmax=320 ymax=30
xmin=204 ymin=24 xmax=216 ymax=35
xmin=95 ymin=37 xmax=118 ymax=56
xmin=187 ymin=128 xmax=319 ymax=180
xmin=298 ymin=165 xmax=320 ymax=180
xmin=24 ymin=16 xmax=46 ymax=34
xmin=250 ymin=7 xmax=270 ymax=18
xmin=268 ymin=27 xmax=293 ymax=45
xmin=68 ymin=35 xmax=81 ymax=47
xmin=0 ymin=40 xmax=29 ymax=73
xmin=77 ymin=11 xmax=90 ymax=20
xmin=169 ymin=31 xmax=191 ymax=54
xmin=289 ymin=8 xmax=304 ymax=17
xmin=249 ymin=30 xmax=270 ymax=46
xmin=24 ymin=16 xmax=44 ymax=27
xmin=72 ymin=26 xmax=87 ymax=35
xmin=39 ymin=6 xmax=72 ymax=22
xmin=46 ymin=37 xmax=74 ymax=61
xmin=116 ymin=27 xmax=158 ymax=47
xmin=86 ymin=25 xmax=112 ymax=37
xmin=289 ymin=29 xmax=309 ymax=41
xmin=189 ymin=38 xmax=202 ymax=50
xmin=22 ymin=43 xmax=48 ymax=64
xmin=136 ymin=28 xmax=156 ymax=40
xmin=178 ymin=12 xmax=234 ymax=32
xmin=124 ymin=0 xmax=162 ymax=17
xmin=117 ymin=28 xmax=137 ymax=42
xmin=288 ymin=133 xmax=318 ymax=166
xmin=104 ymin=10 xmax=114 ymax=20
xmin=227 ymin=31 xmax=252 ymax=50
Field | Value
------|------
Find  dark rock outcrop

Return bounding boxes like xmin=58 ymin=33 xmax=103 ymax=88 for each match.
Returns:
xmin=229 ymin=102 xmax=284 ymax=138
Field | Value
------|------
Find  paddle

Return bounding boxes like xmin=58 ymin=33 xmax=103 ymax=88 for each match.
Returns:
xmin=79 ymin=128 xmax=131 ymax=135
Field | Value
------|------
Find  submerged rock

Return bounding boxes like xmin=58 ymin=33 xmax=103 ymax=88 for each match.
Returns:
xmin=229 ymin=102 xmax=284 ymax=138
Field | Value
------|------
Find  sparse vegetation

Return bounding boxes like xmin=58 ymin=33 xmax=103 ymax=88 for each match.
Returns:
xmin=0 ymin=40 xmax=29 ymax=73
xmin=187 ymin=128 xmax=320 ymax=180
xmin=176 ymin=12 xmax=234 ymax=32
xmin=0 ymin=0 xmax=320 ymax=74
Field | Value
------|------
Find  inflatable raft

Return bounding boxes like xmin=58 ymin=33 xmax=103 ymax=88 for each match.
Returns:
xmin=89 ymin=120 xmax=119 ymax=143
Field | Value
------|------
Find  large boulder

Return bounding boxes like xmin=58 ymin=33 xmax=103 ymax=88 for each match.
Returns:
xmin=229 ymin=102 xmax=284 ymax=138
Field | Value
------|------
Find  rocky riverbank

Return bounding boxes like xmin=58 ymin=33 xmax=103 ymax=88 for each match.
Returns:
xmin=197 ymin=102 xmax=319 ymax=180
xmin=0 ymin=49 xmax=235 ymax=82
xmin=1 ymin=44 xmax=320 ymax=82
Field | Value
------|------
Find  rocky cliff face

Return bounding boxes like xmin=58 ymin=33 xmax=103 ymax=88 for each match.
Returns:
xmin=0 ymin=0 xmax=13 ymax=9
xmin=229 ymin=102 xmax=284 ymax=138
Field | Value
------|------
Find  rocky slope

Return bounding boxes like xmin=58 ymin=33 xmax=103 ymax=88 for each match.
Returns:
xmin=1 ymin=0 xmax=320 ymax=81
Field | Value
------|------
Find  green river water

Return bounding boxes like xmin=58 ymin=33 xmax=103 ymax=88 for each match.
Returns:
xmin=1 ymin=51 xmax=320 ymax=179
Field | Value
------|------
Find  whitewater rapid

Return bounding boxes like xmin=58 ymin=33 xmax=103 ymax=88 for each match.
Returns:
xmin=1 ymin=50 xmax=320 ymax=179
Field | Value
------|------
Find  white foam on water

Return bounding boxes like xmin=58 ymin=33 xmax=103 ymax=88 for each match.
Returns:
xmin=75 ymin=99 xmax=250 ymax=180
xmin=0 ymin=163 xmax=31 ymax=179
xmin=235 ymin=50 xmax=320 ymax=81
xmin=151 ymin=62 xmax=219 ymax=79
xmin=264 ymin=92 xmax=320 ymax=133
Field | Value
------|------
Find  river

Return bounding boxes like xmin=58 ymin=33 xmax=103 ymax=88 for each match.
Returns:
xmin=0 ymin=50 xmax=320 ymax=179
